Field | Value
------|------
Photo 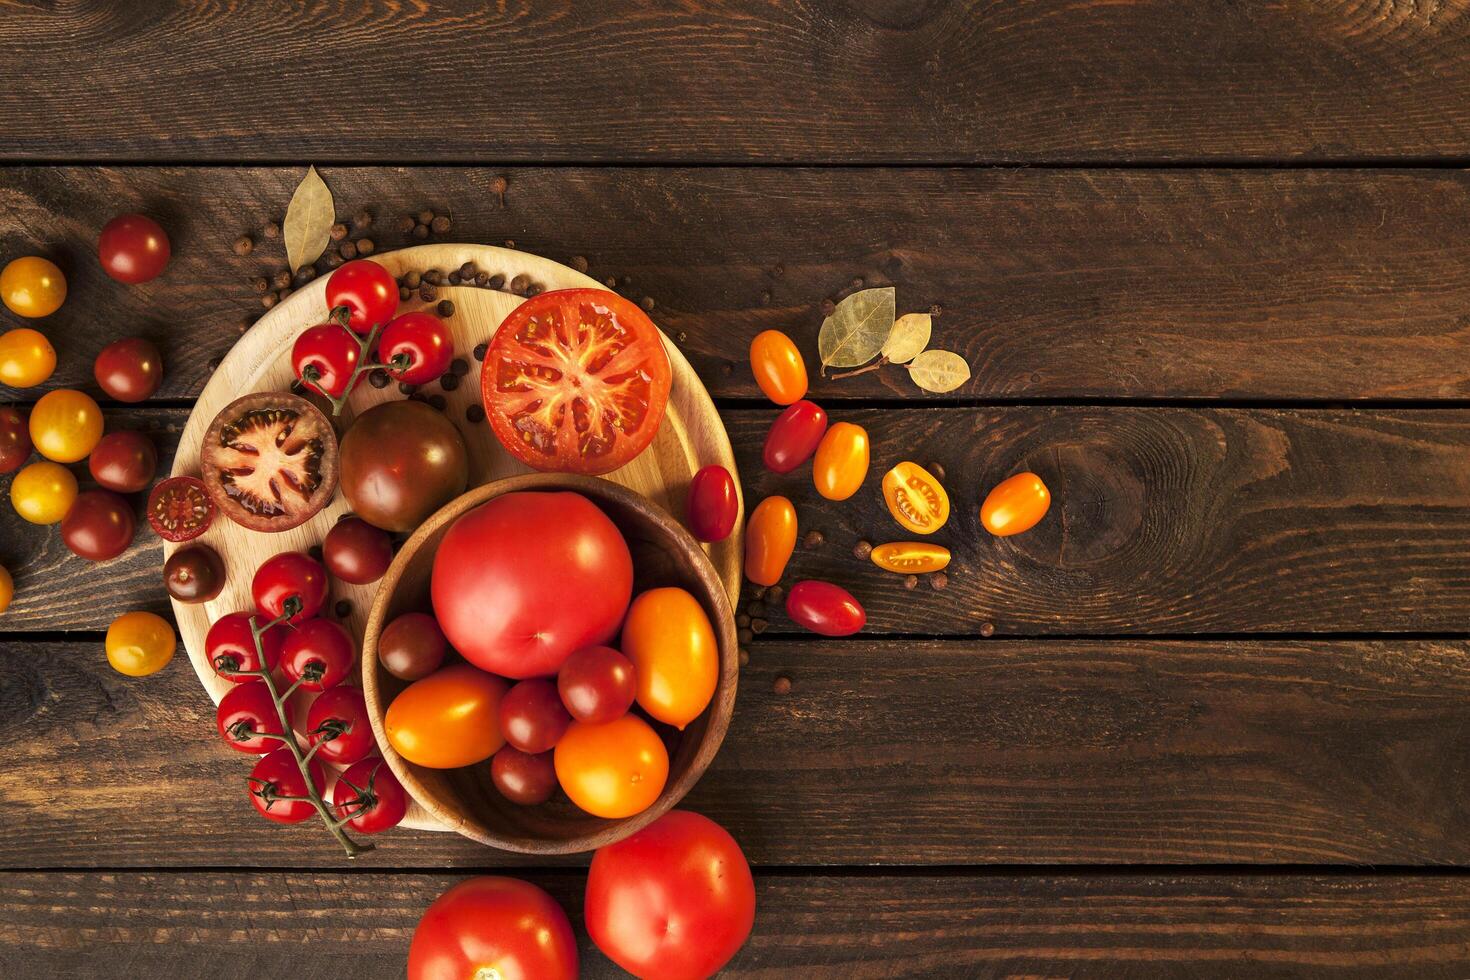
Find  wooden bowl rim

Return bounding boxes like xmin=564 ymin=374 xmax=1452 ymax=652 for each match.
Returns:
xmin=362 ymin=472 xmax=740 ymax=854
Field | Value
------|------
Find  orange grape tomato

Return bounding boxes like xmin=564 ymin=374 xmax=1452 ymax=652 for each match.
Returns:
xmin=0 ymin=564 xmax=13 ymax=615
xmin=870 ymin=542 xmax=951 ymax=574
xmin=29 ymin=389 xmax=104 ymax=463
xmin=0 ymin=327 xmax=58 ymax=388
xmin=622 ymin=587 xmax=718 ymax=729
xmin=0 ymin=257 xmax=67 ymax=318
xmin=813 ymin=421 xmax=869 ymax=501
xmin=744 ymin=495 xmax=797 ymax=586
xmin=749 ymin=330 xmax=807 ymax=406
xmin=981 ymin=472 xmax=1051 ymax=536
xmin=554 ymin=713 xmax=669 ymax=818
xmin=881 ymin=461 xmax=950 ymax=535
xmin=385 ymin=663 xmax=509 ymax=769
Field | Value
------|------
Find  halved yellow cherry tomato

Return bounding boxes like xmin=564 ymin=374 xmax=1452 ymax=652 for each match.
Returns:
xmin=105 ymin=611 xmax=176 ymax=677
xmin=749 ymin=330 xmax=807 ymax=406
xmin=0 ymin=565 xmax=12 ymax=615
xmin=870 ymin=542 xmax=951 ymax=574
xmin=29 ymin=389 xmax=103 ymax=463
xmin=622 ymin=587 xmax=718 ymax=730
xmin=555 ymin=713 xmax=669 ymax=818
xmin=813 ymin=421 xmax=869 ymax=501
xmin=881 ymin=461 xmax=950 ymax=535
xmin=744 ymin=495 xmax=797 ymax=586
xmin=10 ymin=460 xmax=78 ymax=524
xmin=0 ymin=257 xmax=67 ymax=318
xmin=0 ymin=327 xmax=58 ymax=387
xmin=981 ymin=472 xmax=1051 ymax=536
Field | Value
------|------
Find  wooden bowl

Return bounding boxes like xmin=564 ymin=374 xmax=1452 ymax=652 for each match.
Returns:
xmin=362 ymin=473 xmax=739 ymax=854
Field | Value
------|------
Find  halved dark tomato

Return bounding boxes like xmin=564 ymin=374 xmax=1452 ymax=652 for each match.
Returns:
xmin=480 ymin=289 xmax=671 ymax=475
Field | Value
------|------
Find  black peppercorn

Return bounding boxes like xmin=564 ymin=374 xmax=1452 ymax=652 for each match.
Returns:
xmin=450 ymin=357 xmax=469 ymax=376
xmin=904 ymin=575 xmax=919 ymax=590
xmin=419 ymin=285 xmax=437 ymax=303
xmin=475 ymin=272 xmax=489 ymax=287
xmin=510 ymin=273 xmax=531 ymax=295
xmin=423 ymin=269 xmax=443 ymax=285
xmin=260 ymin=293 xmax=278 ymax=309
xmin=751 ymin=618 xmax=768 ymax=634
xmin=821 ymin=298 xmax=836 ymax=316
xmin=766 ymin=585 xmax=784 ymax=604
xmin=640 ymin=296 xmax=655 ymax=311
xmin=447 ymin=272 xmax=461 ymax=285
xmin=803 ymin=530 xmax=824 ymax=549
xmin=489 ymin=274 xmax=505 ymax=290
xmin=738 ymin=627 xmax=754 ymax=644
xmin=369 ymin=368 xmax=390 ymax=389
xmin=399 ymin=286 xmax=411 ymax=301
xmin=428 ymin=394 xmax=446 ymax=411
xmin=466 ymin=404 xmax=485 ymax=423
xmin=440 ymin=372 xmax=460 ymax=392
xmin=459 ymin=262 xmax=475 ymax=278
xmin=334 ymin=599 xmax=352 ymax=618
xmin=930 ymin=462 xmax=946 ymax=481
xmin=398 ymin=382 xmax=417 ymax=395
xmin=739 ymin=649 xmax=750 ymax=666
xmin=736 ymin=613 xmax=751 ymax=628
xmin=276 ymin=288 xmax=291 ymax=302
xmin=525 ymin=283 xmax=542 ymax=297
xmin=980 ymin=622 xmax=996 ymax=637
xmin=748 ymin=601 xmax=766 ymax=618
xmin=929 ymin=571 xmax=948 ymax=591
xmin=403 ymin=270 xmax=421 ymax=288
xmin=473 ymin=342 xmax=488 ymax=361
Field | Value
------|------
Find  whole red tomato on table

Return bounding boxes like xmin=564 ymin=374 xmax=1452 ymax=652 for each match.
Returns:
xmin=98 ymin=213 xmax=170 ymax=283
xmin=408 ymin=876 xmax=578 ymax=980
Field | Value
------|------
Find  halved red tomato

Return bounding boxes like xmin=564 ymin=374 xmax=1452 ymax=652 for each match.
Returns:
xmin=481 ymin=289 xmax=672 ymax=475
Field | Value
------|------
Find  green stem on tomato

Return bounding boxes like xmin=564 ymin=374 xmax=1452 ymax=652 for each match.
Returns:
xmin=298 ymin=314 xmax=392 ymax=418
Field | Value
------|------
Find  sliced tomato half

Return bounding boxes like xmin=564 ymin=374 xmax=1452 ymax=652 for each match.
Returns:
xmin=481 ymin=288 xmax=672 ymax=475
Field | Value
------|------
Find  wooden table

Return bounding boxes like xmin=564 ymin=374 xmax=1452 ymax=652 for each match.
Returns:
xmin=5 ymin=3 xmax=1470 ymax=976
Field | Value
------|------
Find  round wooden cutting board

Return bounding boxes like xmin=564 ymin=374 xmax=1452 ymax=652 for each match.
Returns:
xmin=167 ymin=244 xmax=744 ymax=833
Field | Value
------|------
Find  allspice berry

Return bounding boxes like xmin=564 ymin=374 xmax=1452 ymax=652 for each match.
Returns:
xmin=640 ymin=296 xmax=655 ymax=311
xmin=929 ymin=571 xmax=948 ymax=590
xmin=403 ymin=270 xmax=421 ymax=289
xmin=803 ymin=530 xmax=824 ymax=549
xmin=330 ymin=222 xmax=349 ymax=241
xmin=260 ymin=293 xmax=278 ymax=309
xmin=411 ymin=224 xmax=429 ymax=240
xmin=417 ymin=209 xmax=435 ymax=225
xmin=766 ymin=585 xmax=784 ymax=604
xmin=262 ymin=221 xmax=281 ymax=239
xmin=431 ymin=215 xmax=451 ymax=233
xmin=570 ymin=255 xmax=589 ymax=273
xmin=738 ymin=627 xmax=754 ymax=644
xmin=271 ymin=269 xmax=291 ymax=290
xmin=739 ymin=649 xmax=750 ymax=667
xmin=397 ymin=214 xmax=416 ymax=233
xmin=930 ymin=462 xmax=946 ymax=481
xmin=751 ymin=618 xmax=768 ymax=634
xmin=853 ymin=540 xmax=873 ymax=559
xmin=510 ymin=273 xmax=532 ymax=295
xmin=419 ymin=285 xmax=437 ymax=303
xmin=251 ymin=276 xmax=269 ymax=293
xmin=980 ymin=622 xmax=996 ymax=638
xmin=437 ymin=300 xmax=455 ymax=318
xmin=353 ymin=210 xmax=373 ymax=230
xmin=233 ymin=235 xmax=254 ymax=256
xmin=904 ymin=575 xmax=919 ymax=590
xmin=490 ymin=175 xmax=508 ymax=206
xmin=773 ymin=676 xmax=792 ymax=695
xmin=356 ymin=238 xmax=375 ymax=256
xmin=339 ymin=241 xmax=358 ymax=260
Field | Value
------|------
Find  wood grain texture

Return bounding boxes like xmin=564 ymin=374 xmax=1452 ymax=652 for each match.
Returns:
xmin=4 ymin=637 xmax=1469 ymax=868
xmin=4 ymin=2 xmax=1470 ymax=163
xmin=6 ymin=871 xmax=1470 ymax=978
xmin=6 ymin=167 xmax=1470 ymax=402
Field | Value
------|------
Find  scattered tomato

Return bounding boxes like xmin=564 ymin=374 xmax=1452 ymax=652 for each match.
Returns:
xmin=164 ymin=543 xmax=226 ymax=604
xmin=105 ymin=610 xmax=176 ymax=677
xmin=61 ymin=489 xmax=135 ymax=561
xmin=0 ymin=406 xmax=33 ymax=473
xmin=216 ymin=680 xmax=292 ymax=754
xmin=870 ymin=541 xmax=951 ymax=573
xmin=882 ymin=460 xmax=950 ymax=535
xmin=88 ymin=430 xmax=156 ymax=492
xmin=327 ymin=259 xmax=398 ymax=333
xmin=29 ymin=389 xmax=103 ymax=463
xmin=205 ymin=611 xmax=285 ymax=682
xmin=323 ymin=516 xmax=393 ymax=585
xmin=500 ymin=679 xmax=572 ymax=754
xmin=813 ymin=421 xmax=869 ymax=501
xmin=377 ymin=611 xmax=447 ymax=682
xmin=291 ymin=322 xmax=361 ymax=398
xmin=622 ymin=587 xmax=718 ymax=730
xmin=146 ymin=475 xmax=214 ymax=542
xmin=0 ymin=327 xmax=57 ymax=387
xmin=247 ymin=747 xmax=325 ymax=824
xmin=685 ymin=463 xmax=738 ymax=543
xmin=332 ymin=757 xmax=408 ymax=834
xmin=98 ymin=213 xmax=170 ymax=283
xmin=491 ymin=746 xmax=558 ymax=806
xmin=786 ymin=580 xmax=866 ymax=636
xmin=339 ymin=399 xmax=467 ymax=532
xmin=749 ymin=329 xmax=807 ymax=405
xmin=981 ymin=471 xmax=1052 ymax=536
xmin=408 ymin=876 xmax=578 ymax=980
xmin=554 ymin=713 xmax=668 ymax=819
xmin=744 ymin=495 xmax=797 ymax=586
xmin=10 ymin=460 xmax=78 ymax=525
xmin=305 ymin=684 xmax=374 ymax=765
xmin=0 ymin=565 xmax=12 ymax=615
xmin=763 ymin=399 xmax=827 ymax=474
xmin=557 ymin=645 xmax=637 ymax=723
xmin=0 ymin=257 xmax=66 ymax=318
xmin=94 ymin=337 xmax=163 ymax=402
xmin=380 ymin=311 xmax=453 ymax=384
xmin=386 ymin=663 xmax=509 ymax=769
xmin=252 ymin=551 xmax=328 ymax=623
xmin=280 ymin=618 xmax=356 ymax=691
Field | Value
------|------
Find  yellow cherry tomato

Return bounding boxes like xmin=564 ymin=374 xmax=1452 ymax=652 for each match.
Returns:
xmin=11 ymin=460 xmax=78 ymax=524
xmin=105 ymin=611 xmax=176 ymax=677
xmin=0 ymin=565 xmax=12 ymax=615
xmin=871 ymin=541 xmax=952 ymax=574
xmin=881 ymin=461 xmax=950 ymax=535
xmin=981 ymin=472 xmax=1051 ymax=536
xmin=744 ymin=494 xmax=797 ymax=586
xmin=0 ymin=327 xmax=58 ymax=387
xmin=29 ymin=389 xmax=103 ymax=463
xmin=813 ymin=421 xmax=869 ymax=501
xmin=385 ymin=663 xmax=509 ymax=769
xmin=749 ymin=329 xmax=808 ymax=406
xmin=554 ymin=714 xmax=669 ymax=819
xmin=622 ymin=587 xmax=718 ymax=730
xmin=0 ymin=257 xmax=67 ymax=318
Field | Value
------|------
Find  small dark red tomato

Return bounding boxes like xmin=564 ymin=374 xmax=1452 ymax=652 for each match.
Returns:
xmin=762 ymin=399 xmax=828 ymax=474
xmin=146 ymin=475 xmax=214 ymax=543
xmin=499 ymin=679 xmax=572 ymax=754
xmin=252 ymin=551 xmax=329 ymax=623
xmin=0 ymin=406 xmax=33 ymax=473
xmin=333 ymin=757 xmax=408 ymax=833
xmin=557 ymin=645 xmax=637 ymax=723
xmin=377 ymin=611 xmax=447 ymax=681
xmin=94 ymin=337 xmax=164 ymax=402
xmin=205 ymin=611 xmax=286 ymax=682
xmin=281 ymin=618 xmax=357 ymax=691
xmin=490 ymin=745 xmax=558 ymax=806
xmin=88 ymin=430 xmax=157 ymax=493
xmin=291 ymin=323 xmax=361 ymax=398
xmin=323 ymin=516 xmax=394 ymax=585
xmin=216 ymin=680 xmax=292 ymax=754
xmin=686 ymin=464 xmax=738 ymax=543
xmin=60 ymin=489 xmax=136 ymax=561
xmin=785 ymin=580 xmax=866 ymax=636
xmin=164 ymin=543 xmax=226 ymax=603
xmin=380 ymin=312 xmax=453 ymax=385
xmin=306 ymin=684 xmax=374 ymax=765
xmin=98 ymin=213 xmax=170 ymax=284
xmin=247 ymin=748 xmax=326 ymax=824
xmin=325 ymin=259 xmax=398 ymax=334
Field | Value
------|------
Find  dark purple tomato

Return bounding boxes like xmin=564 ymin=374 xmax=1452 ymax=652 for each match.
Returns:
xmin=88 ymin=430 xmax=157 ymax=493
xmin=164 ymin=543 xmax=226 ymax=603
xmin=94 ymin=337 xmax=163 ymax=402
xmin=499 ymin=679 xmax=572 ymax=754
xmin=490 ymin=745 xmax=557 ymax=806
xmin=686 ymin=464 xmax=738 ymax=543
xmin=0 ymin=406 xmax=33 ymax=473
xmin=377 ymin=612 xmax=447 ymax=681
xmin=98 ymin=213 xmax=170 ymax=284
xmin=762 ymin=399 xmax=827 ymax=474
xmin=60 ymin=489 xmax=136 ymax=561
xmin=785 ymin=580 xmax=865 ymax=636
xmin=556 ymin=645 xmax=637 ymax=723
xmin=379 ymin=312 xmax=454 ymax=385
xmin=339 ymin=400 xmax=468 ymax=532
xmin=324 ymin=516 xmax=394 ymax=585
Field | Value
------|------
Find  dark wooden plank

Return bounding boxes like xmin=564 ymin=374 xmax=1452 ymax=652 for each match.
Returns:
xmin=4 ymin=637 xmax=1468 ymax=868
xmin=6 ymin=167 xmax=1470 ymax=403
xmin=5 ymin=3 xmax=1470 ymax=163
xmin=5 ymin=871 xmax=1470 ymax=978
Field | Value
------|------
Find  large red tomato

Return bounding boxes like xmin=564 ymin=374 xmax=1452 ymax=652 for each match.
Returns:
xmin=408 ymin=876 xmax=577 ymax=980
xmin=432 ymin=491 xmax=632 ymax=678
xmin=481 ymin=288 xmax=671 ymax=475
xmin=585 ymin=810 xmax=756 ymax=979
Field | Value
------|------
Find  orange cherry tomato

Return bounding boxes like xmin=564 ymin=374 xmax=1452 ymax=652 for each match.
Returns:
xmin=744 ymin=495 xmax=797 ymax=586
xmin=104 ymin=611 xmax=176 ymax=677
xmin=29 ymin=389 xmax=104 ymax=463
xmin=0 ymin=257 xmax=66 ymax=318
xmin=981 ymin=472 xmax=1051 ymax=536
xmin=749 ymin=330 xmax=807 ymax=405
xmin=0 ymin=327 xmax=58 ymax=387
xmin=881 ymin=461 xmax=950 ymax=535
xmin=554 ymin=714 xmax=669 ymax=818
xmin=0 ymin=564 xmax=12 ymax=615
xmin=385 ymin=663 xmax=509 ymax=769
xmin=622 ymin=587 xmax=718 ymax=730
xmin=813 ymin=421 xmax=869 ymax=501
xmin=870 ymin=542 xmax=951 ymax=573
xmin=10 ymin=460 xmax=78 ymax=524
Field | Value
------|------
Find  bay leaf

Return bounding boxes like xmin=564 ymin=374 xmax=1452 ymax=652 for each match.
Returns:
xmin=283 ymin=165 xmax=334 ymax=273
xmin=881 ymin=312 xmax=932 ymax=364
xmin=818 ymin=286 xmax=896 ymax=369
xmin=907 ymin=349 xmax=971 ymax=393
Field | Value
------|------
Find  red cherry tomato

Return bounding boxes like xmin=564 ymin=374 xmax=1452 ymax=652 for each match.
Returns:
xmin=98 ymin=213 xmax=170 ymax=283
xmin=323 ymin=516 xmax=393 ymax=585
xmin=380 ymin=312 xmax=453 ymax=385
xmin=762 ymin=399 xmax=827 ymax=474
xmin=281 ymin=618 xmax=356 ymax=692
xmin=332 ymin=756 xmax=408 ymax=834
xmin=205 ymin=611 xmax=286 ymax=682
xmin=94 ymin=337 xmax=164 ymax=402
xmin=326 ymin=259 xmax=398 ymax=334
xmin=60 ymin=489 xmax=136 ymax=561
xmin=499 ymin=679 xmax=572 ymax=754
xmin=88 ymin=430 xmax=157 ymax=493
xmin=785 ymin=579 xmax=866 ymax=636
xmin=252 ymin=551 xmax=329 ymax=623
xmin=216 ymin=680 xmax=293 ymax=754
xmin=292 ymin=322 xmax=361 ymax=398
xmin=306 ymin=684 xmax=373 ymax=765
xmin=586 ymin=810 xmax=756 ymax=979
xmin=146 ymin=475 xmax=214 ymax=542
xmin=0 ymin=406 xmax=32 ymax=474
xmin=491 ymin=746 xmax=558 ymax=806
xmin=247 ymin=747 xmax=326 ymax=824
xmin=408 ymin=876 xmax=578 ymax=980
xmin=557 ymin=645 xmax=637 ymax=723
xmin=685 ymin=464 xmax=738 ymax=543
